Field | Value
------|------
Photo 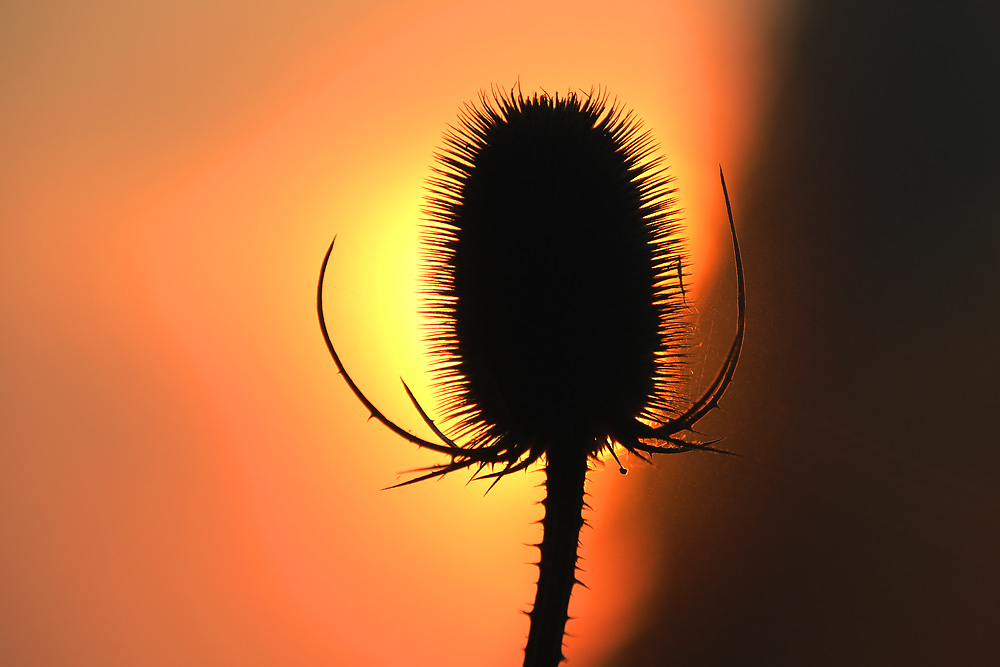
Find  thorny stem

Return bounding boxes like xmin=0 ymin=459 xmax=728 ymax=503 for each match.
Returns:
xmin=524 ymin=446 xmax=590 ymax=667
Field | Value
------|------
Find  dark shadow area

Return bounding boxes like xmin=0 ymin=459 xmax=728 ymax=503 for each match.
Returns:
xmin=606 ymin=2 xmax=1000 ymax=664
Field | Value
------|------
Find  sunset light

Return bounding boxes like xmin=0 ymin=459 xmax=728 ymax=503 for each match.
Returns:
xmin=2 ymin=1 xmax=788 ymax=665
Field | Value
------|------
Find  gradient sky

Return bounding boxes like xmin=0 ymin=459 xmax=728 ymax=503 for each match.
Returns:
xmin=2 ymin=1 xmax=790 ymax=665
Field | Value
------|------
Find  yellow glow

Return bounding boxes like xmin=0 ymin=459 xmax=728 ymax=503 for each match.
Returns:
xmin=3 ymin=0 xmax=787 ymax=665
xmin=304 ymin=3 xmax=773 ymax=660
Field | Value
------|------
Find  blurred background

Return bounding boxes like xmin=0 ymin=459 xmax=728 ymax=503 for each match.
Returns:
xmin=2 ymin=1 xmax=997 ymax=665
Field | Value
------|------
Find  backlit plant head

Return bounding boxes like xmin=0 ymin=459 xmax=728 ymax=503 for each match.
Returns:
xmin=422 ymin=87 xmax=691 ymax=466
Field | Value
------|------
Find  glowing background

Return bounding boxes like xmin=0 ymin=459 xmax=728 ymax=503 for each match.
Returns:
xmin=2 ymin=1 xmax=786 ymax=665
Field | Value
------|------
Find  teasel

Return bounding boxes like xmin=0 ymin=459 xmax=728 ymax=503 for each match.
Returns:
xmin=318 ymin=86 xmax=745 ymax=667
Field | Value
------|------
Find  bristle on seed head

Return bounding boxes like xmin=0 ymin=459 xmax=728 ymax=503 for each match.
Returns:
xmin=421 ymin=87 xmax=689 ymax=463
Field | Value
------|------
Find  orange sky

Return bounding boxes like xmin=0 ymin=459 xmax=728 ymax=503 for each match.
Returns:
xmin=1 ymin=1 xmax=790 ymax=664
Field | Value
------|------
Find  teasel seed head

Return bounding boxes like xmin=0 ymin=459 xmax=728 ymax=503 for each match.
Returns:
xmin=422 ymin=87 xmax=689 ymax=464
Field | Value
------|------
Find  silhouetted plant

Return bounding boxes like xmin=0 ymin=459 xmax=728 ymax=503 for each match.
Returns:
xmin=318 ymin=86 xmax=744 ymax=667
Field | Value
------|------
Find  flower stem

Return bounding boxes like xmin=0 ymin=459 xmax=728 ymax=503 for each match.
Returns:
xmin=524 ymin=447 xmax=589 ymax=667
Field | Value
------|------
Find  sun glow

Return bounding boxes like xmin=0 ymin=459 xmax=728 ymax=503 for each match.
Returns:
xmin=3 ymin=0 xmax=786 ymax=665
xmin=271 ymin=0 xmax=775 ymax=663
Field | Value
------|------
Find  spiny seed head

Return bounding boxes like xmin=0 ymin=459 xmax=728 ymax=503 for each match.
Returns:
xmin=422 ymin=87 xmax=689 ymax=461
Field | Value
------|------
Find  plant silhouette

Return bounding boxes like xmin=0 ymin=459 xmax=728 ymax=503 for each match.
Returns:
xmin=318 ymin=87 xmax=744 ymax=667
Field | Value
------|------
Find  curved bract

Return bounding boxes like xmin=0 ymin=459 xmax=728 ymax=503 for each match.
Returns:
xmin=317 ymin=89 xmax=744 ymax=486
